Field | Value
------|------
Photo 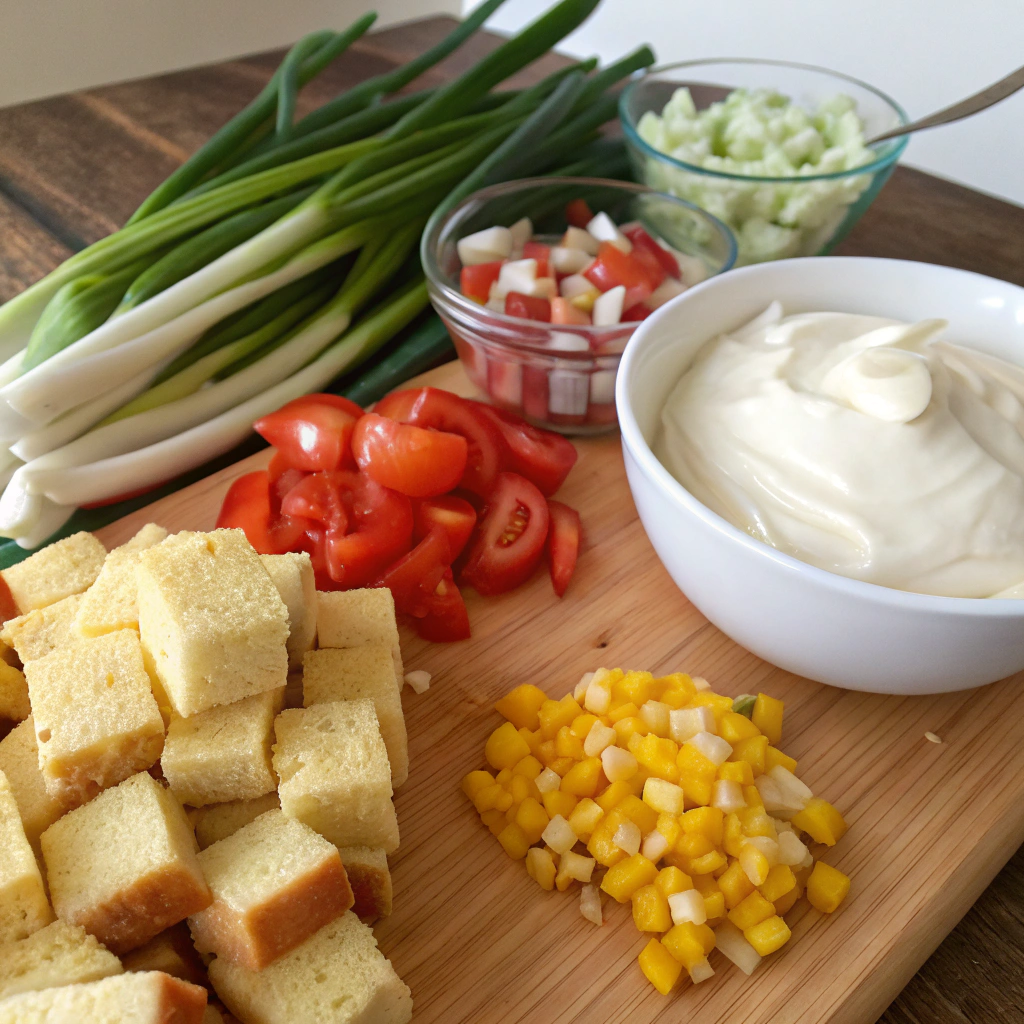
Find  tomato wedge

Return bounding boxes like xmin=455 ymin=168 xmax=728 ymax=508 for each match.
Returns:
xmin=352 ymin=413 xmax=468 ymax=498
xmin=504 ymin=292 xmax=551 ymax=322
xmin=374 ymin=387 xmax=505 ymax=497
xmin=415 ymin=570 xmax=471 ymax=642
xmin=412 ymin=494 xmax=477 ymax=561
xmin=471 ymin=402 xmax=577 ymax=496
xmin=565 ymin=199 xmax=593 ymax=229
xmin=280 ymin=472 xmax=350 ymax=533
xmin=254 ymin=394 xmax=362 ymax=472
xmin=460 ymin=472 xmax=550 ymax=595
xmin=268 ymin=451 xmax=307 ymax=508
xmin=623 ymin=225 xmax=681 ymax=278
xmin=371 ymin=527 xmax=451 ymax=618
xmin=584 ymin=241 xmax=665 ymax=294
xmin=216 ymin=471 xmax=310 ymax=555
xmin=547 ymin=500 xmax=581 ymax=597
xmin=460 ymin=261 xmax=502 ymax=303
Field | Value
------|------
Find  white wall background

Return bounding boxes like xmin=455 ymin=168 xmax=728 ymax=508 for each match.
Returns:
xmin=469 ymin=0 xmax=1024 ymax=207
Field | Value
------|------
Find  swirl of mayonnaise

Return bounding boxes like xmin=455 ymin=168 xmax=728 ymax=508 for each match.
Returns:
xmin=655 ymin=304 xmax=1024 ymax=598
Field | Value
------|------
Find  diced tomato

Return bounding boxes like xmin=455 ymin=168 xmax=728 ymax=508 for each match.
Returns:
xmin=0 ymin=577 xmax=19 ymax=624
xmin=630 ymin=244 xmax=670 ymax=288
xmin=584 ymin=241 xmax=665 ymax=294
xmin=415 ymin=570 xmax=471 ymax=642
xmin=375 ymin=387 xmax=506 ymax=497
xmin=566 ymin=199 xmax=594 ymax=229
xmin=268 ymin=450 xmax=306 ymax=509
xmin=521 ymin=365 xmax=550 ymax=423
xmin=280 ymin=472 xmax=350 ymax=533
xmin=460 ymin=261 xmax=503 ymax=304
xmin=216 ymin=470 xmax=310 ymax=555
xmin=472 ymin=403 xmax=577 ymax=496
xmin=547 ymin=500 xmax=581 ymax=597
xmin=460 ymin=472 xmax=550 ymax=595
xmin=504 ymin=292 xmax=551 ymax=323
xmin=352 ymin=413 xmax=467 ymax=498
xmin=522 ymin=241 xmax=551 ymax=279
xmin=623 ymin=283 xmax=653 ymax=310
xmin=550 ymin=297 xmax=590 ymax=326
xmin=623 ymin=302 xmax=653 ymax=322
xmin=413 ymin=494 xmax=477 ymax=560
xmin=372 ymin=527 xmax=451 ymax=618
xmin=623 ymin=225 xmax=681 ymax=278
xmin=254 ymin=394 xmax=362 ymax=472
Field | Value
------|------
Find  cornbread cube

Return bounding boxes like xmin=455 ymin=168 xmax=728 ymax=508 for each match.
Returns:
xmin=261 ymin=553 xmax=317 ymax=671
xmin=0 ymin=768 xmax=52 ymax=941
xmin=283 ymin=670 xmax=304 ymax=710
xmin=75 ymin=524 xmax=168 ymax=638
xmin=0 ymin=718 xmax=70 ymax=849
xmin=41 ymin=772 xmax=212 ymax=954
xmin=0 ymin=532 xmax=107 ymax=615
xmin=316 ymin=589 xmax=403 ymax=685
xmin=0 ymin=920 xmax=123 ymax=999
xmin=26 ymin=630 xmax=165 ymax=807
xmin=162 ymin=688 xmax=285 ymax=807
xmin=273 ymin=700 xmax=399 ymax=853
xmin=0 ymin=970 xmax=208 ymax=1024
xmin=190 ymin=809 xmax=354 ymax=971
xmin=137 ymin=530 xmax=289 ymax=717
xmin=121 ymin=922 xmax=209 ymax=987
xmin=208 ymin=912 xmax=412 ymax=1024
xmin=0 ymin=661 xmax=29 ymax=721
xmin=1 ymin=593 xmax=83 ymax=664
xmin=189 ymin=793 xmax=281 ymax=851
xmin=302 ymin=645 xmax=409 ymax=788
xmin=338 ymin=846 xmax=393 ymax=921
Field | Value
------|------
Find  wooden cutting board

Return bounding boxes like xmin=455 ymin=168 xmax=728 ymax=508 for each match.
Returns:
xmin=95 ymin=361 xmax=1024 ymax=1024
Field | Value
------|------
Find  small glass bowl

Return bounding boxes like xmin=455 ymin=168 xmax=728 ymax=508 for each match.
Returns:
xmin=421 ymin=176 xmax=737 ymax=435
xmin=620 ymin=59 xmax=909 ymax=266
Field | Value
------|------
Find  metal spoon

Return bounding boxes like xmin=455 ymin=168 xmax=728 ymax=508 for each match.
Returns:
xmin=867 ymin=63 xmax=1024 ymax=145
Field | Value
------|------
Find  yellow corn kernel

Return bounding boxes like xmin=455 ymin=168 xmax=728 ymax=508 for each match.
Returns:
xmin=555 ymin=725 xmax=585 ymax=760
xmin=546 ymin=757 xmax=575 ymax=778
xmin=525 ymin=846 xmax=556 ymax=890
xmin=632 ymin=884 xmax=672 ymax=932
xmin=806 ymin=861 xmax=851 ymax=913
xmin=629 ymin=767 xmax=652 ymax=796
xmin=539 ymin=693 xmax=584 ymax=740
xmin=723 ymin=813 xmax=745 ymax=858
xmin=555 ymin=849 xmax=596 ymax=891
xmin=681 ymin=806 xmax=725 ymax=845
xmin=601 ymin=853 xmax=659 ymax=903
xmin=518 ymin=727 xmax=542 ymax=758
xmin=485 ymin=722 xmax=532 ymax=771
xmin=727 ymin=889 xmax=776 ymax=931
xmin=690 ymin=873 xmax=720 ymax=898
xmin=744 ymin=915 xmax=791 ymax=956
xmin=495 ymin=768 xmax=513 ymax=788
xmin=514 ymin=797 xmax=549 ymax=844
xmin=588 ymin=809 xmax=628 ymax=867
xmin=595 ymin=780 xmax=633 ymax=812
xmin=752 ymin=694 xmax=784 ymax=745
xmin=739 ymin=843 xmax=770 ymax=886
xmin=495 ymin=684 xmax=549 ymax=730
xmin=512 ymin=755 xmax=543 ymax=781
xmin=643 ymin=777 xmax=685 ymax=815
xmin=662 ymin=921 xmax=716 ymax=969
xmin=631 ymin=733 xmax=680 ymax=783
xmin=729 ymin=735 xmax=769 ymax=776
xmin=791 ymin=799 xmax=849 ymax=846
xmin=759 ymin=864 xmax=797 ymax=904
xmin=765 ymin=746 xmax=798 ymax=773
xmin=656 ymin=813 xmax=681 ymax=848
xmin=541 ymin=789 xmax=578 ymax=820
xmin=743 ymin=785 xmax=765 ymax=811
xmin=659 ymin=687 xmax=690 ymax=710
xmin=617 ymin=795 xmax=659 ymax=836
xmin=462 ymin=770 xmax=496 ymax=801
xmin=567 ymin=797 xmax=604 ymax=840
xmin=481 ymin=808 xmax=507 ymax=836
xmin=719 ymin=711 xmax=762 ymax=745
xmin=607 ymin=701 xmax=639 ymax=724
xmin=689 ymin=691 xmax=733 ymax=713
xmin=677 ymin=745 xmax=717 ymax=807
xmin=718 ymin=760 xmax=754 ymax=785
xmin=505 ymin=803 xmax=519 ymax=825
xmin=676 ymin=833 xmax=714 ymax=860
xmin=689 ymin=850 xmax=727 ymax=876
xmin=561 ymin=757 xmax=603 ymax=797
xmin=536 ymin=739 xmax=558 ymax=766
xmin=613 ymin=670 xmax=654 ymax=708
xmin=655 ymin=866 xmax=693 ymax=898
xmin=718 ymin=859 xmax=756 ymax=909
xmin=508 ymin=775 xmax=528 ymax=805
xmin=638 ymin=938 xmax=682 ymax=996
xmin=773 ymin=884 xmax=802 ymax=917
xmin=496 ymin=822 xmax=531 ymax=860
xmin=473 ymin=783 xmax=512 ymax=814
xmin=654 ymin=673 xmax=697 ymax=700
xmin=740 ymin=810 xmax=775 ymax=840
xmin=703 ymin=890 xmax=726 ymax=922
xmin=613 ymin=716 xmax=648 ymax=746
xmin=570 ymin=713 xmax=600 ymax=740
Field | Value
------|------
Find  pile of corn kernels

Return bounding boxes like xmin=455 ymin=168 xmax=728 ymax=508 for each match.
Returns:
xmin=462 ymin=668 xmax=851 ymax=995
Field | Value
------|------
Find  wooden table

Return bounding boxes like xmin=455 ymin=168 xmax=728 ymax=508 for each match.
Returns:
xmin=0 ymin=17 xmax=1022 ymax=1022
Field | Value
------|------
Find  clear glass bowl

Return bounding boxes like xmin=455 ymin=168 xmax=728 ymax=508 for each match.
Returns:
xmin=620 ymin=59 xmax=909 ymax=266
xmin=421 ymin=176 xmax=737 ymax=435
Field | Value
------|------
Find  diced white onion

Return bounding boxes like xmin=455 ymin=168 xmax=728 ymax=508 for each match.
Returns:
xmin=601 ymin=745 xmax=637 ymax=784
xmin=584 ymin=670 xmax=613 ymax=714
xmin=541 ymin=814 xmax=578 ymax=855
xmin=548 ymin=332 xmax=590 ymax=353
xmin=687 ymin=731 xmax=733 ymax=766
xmin=508 ymin=217 xmax=533 ymax=252
xmin=669 ymin=706 xmax=716 ymax=744
xmin=457 ymin=226 xmax=513 ymax=265
xmin=586 ymin=212 xmax=632 ymax=253
xmin=639 ymin=700 xmax=670 ymax=738
xmin=711 ymin=779 xmax=746 ymax=815
xmin=646 ymin=277 xmax=688 ymax=309
xmin=668 ymin=888 xmax=706 ymax=926
xmin=768 ymin=765 xmax=813 ymax=807
xmin=714 ymin=921 xmax=762 ymax=976
xmin=641 ymin=829 xmax=669 ymax=863
xmin=551 ymin=247 xmax=593 ymax=275
xmin=497 ymin=258 xmax=538 ymax=296
xmin=745 ymin=835 xmax=780 ymax=866
xmin=574 ymin=671 xmax=595 ymax=701
xmin=688 ymin=957 xmax=715 ymax=984
xmin=589 ymin=370 xmax=616 ymax=406
xmin=535 ymin=768 xmax=561 ymax=794
xmin=559 ymin=273 xmax=598 ymax=300
xmin=403 ymin=670 xmax=431 ymax=694
xmin=580 ymin=883 xmax=603 ymax=925
xmin=777 ymin=830 xmax=808 ymax=867
xmin=692 ymin=676 xmax=712 ymax=691
xmin=592 ymin=285 xmax=625 ymax=327
xmin=584 ymin=721 xmax=617 ymax=758
xmin=612 ymin=820 xmax=641 ymax=856
xmin=532 ymin=277 xmax=558 ymax=300
xmin=562 ymin=226 xmax=599 ymax=256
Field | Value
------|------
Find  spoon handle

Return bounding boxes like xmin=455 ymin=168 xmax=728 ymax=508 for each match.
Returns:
xmin=867 ymin=63 xmax=1024 ymax=145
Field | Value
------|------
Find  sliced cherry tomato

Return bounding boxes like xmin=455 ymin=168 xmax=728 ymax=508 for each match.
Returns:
xmin=471 ymin=403 xmax=577 ymax=496
xmin=623 ymin=282 xmax=653 ymax=309
xmin=522 ymin=241 xmax=551 ymax=279
xmin=216 ymin=471 xmax=310 ymax=554
xmin=630 ymin=244 xmax=670 ymax=288
xmin=352 ymin=413 xmax=468 ymax=498
xmin=280 ymin=472 xmax=350 ymax=533
xmin=415 ymin=570 xmax=471 ymax=642
xmin=547 ymin=500 xmax=581 ymax=597
xmin=623 ymin=225 xmax=681 ymax=278
xmin=374 ymin=387 xmax=505 ymax=497
xmin=460 ymin=472 xmax=550 ymax=595
xmin=584 ymin=241 xmax=665 ymax=294
xmin=623 ymin=302 xmax=653 ymax=322
xmin=372 ymin=527 xmax=451 ymax=618
xmin=565 ymin=199 xmax=594 ymax=229
xmin=268 ymin=450 xmax=307 ymax=509
xmin=254 ymin=394 xmax=362 ymax=472
xmin=504 ymin=292 xmax=551 ymax=323
xmin=412 ymin=495 xmax=477 ymax=561
xmin=460 ymin=261 xmax=503 ymax=304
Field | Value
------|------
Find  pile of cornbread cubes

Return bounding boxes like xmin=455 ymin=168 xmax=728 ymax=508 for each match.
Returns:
xmin=0 ymin=525 xmax=416 ymax=1024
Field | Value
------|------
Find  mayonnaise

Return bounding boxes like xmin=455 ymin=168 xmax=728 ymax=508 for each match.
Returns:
xmin=655 ymin=303 xmax=1024 ymax=598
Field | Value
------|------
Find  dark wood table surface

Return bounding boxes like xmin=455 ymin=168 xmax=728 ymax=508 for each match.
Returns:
xmin=1 ymin=15 xmax=1023 ymax=1023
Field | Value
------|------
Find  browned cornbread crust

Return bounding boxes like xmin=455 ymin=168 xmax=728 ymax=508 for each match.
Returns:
xmin=338 ymin=846 xmax=393 ymax=921
xmin=121 ymin=921 xmax=209 ymax=987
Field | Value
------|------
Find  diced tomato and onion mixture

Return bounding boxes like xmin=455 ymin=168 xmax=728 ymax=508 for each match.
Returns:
xmin=216 ymin=390 xmax=582 ymax=642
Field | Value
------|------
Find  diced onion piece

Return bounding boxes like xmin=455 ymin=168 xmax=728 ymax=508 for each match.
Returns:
xmin=560 ymin=273 xmax=599 ymax=300
xmin=589 ymin=370 xmax=616 ymax=406
xmin=497 ymin=258 xmax=538 ymax=296
xmin=687 ymin=731 xmax=732 ymax=766
xmin=711 ymin=779 xmax=746 ymax=814
xmin=584 ymin=721 xmax=617 ymax=757
xmin=574 ymin=671 xmax=595 ymax=701
xmin=777 ymin=829 xmax=808 ymax=867
xmin=508 ymin=217 xmax=533 ymax=253
xmin=458 ymin=226 xmax=513 ymax=265
xmin=768 ymin=765 xmax=813 ymax=807
xmin=613 ymin=820 xmax=641 ymax=856
xmin=753 ymin=774 xmax=798 ymax=816
xmin=601 ymin=745 xmax=638 ymax=783
xmin=535 ymin=767 xmax=561 ymax=794
xmin=677 ymin=253 xmax=708 ymax=286
xmin=549 ymin=332 xmax=591 ymax=353
xmin=688 ymin=957 xmax=715 ymax=984
xmin=641 ymin=829 xmax=670 ymax=863
xmin=669 ymin=706 xmax=716 ymax=744
xmin=692 ymin=676 xmax=711 ymax=691
xmin=714 ymin=921 xmax=762 ymax=976
xmin=533 ymin=277 xmax=558 ymax=300
xmin=551 ymin=246 xmax=593 ymax=275
xmin=526 ymin=847 xmax=556 ymax=890
xmin=558 ymin=849 xmax=595 ymax=884
xmin=801 ymin=848 xmax=814 ymax=869
xmin=562 ymin=226 xmax=599 ymax=256
xmin=548 ymin=368 xmax=589 ymax=417
xmin=541 ymin=814 xmax=578 ymax=855
xmin=745 ymin=835 xmax=780 ymax=866
xmin=584 ymin=669 xmax=614 ymax=714
xmin=646 ymin=277 xmax=688 ymax=309
xmin=403 ymin=670 xmax=431 ymax=694
xmin=668 ymin=888 xmax=706 ymax=926
xmin=586 ymin=212 xmax=632 ymax=253
xmin=639 ymin=700 xmax=670 ymax=737
xmin=643 ymin=777 xmax=684 ymax=815
xmin=592 ymin=285 xmax=625 ymax=327
xmin=580 ymin=883 xmax=603 ymax=925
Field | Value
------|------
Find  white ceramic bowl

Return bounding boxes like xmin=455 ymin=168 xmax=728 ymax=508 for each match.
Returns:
xmin=616 ymin=256 xmax=1024 ymax=694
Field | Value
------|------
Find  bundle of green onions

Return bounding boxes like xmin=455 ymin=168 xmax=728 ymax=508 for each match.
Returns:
xmin=0 ymin=0 xmax=654 ymax=551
